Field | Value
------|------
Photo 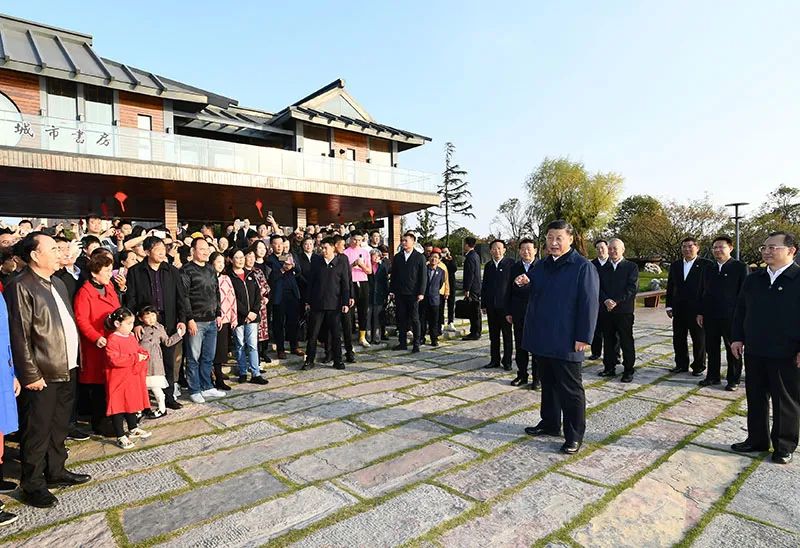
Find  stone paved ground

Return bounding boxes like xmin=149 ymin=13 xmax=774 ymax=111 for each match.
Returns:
xmin=1 ymin=308 xmax=798 ymax=547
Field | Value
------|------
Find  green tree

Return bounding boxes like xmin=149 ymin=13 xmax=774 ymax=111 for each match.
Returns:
xmin=414 ymin=208 xmax=438 ymax=244
xmin=736 ymin=185 xmax=800 ymax=263
xmin=491 ymin=198 xmax=532 ymax=246
xmin=525 ymin=157 xmax=622 ymax=254
xmin=607 ymin=195 xmax=668 ymax=258
xmin=436 ymin=142 xmax=475 ymax=249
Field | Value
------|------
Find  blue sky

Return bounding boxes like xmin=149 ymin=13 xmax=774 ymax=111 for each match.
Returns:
xmin=4 ymin=1 xmax=798 ymax=234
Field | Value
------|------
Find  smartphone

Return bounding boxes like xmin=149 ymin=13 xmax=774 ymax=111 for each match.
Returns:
xmin=267 ymin=210 xmax=273 ymax=219
xmin=118 ymin=266 xmax=128 ymax=278
xmin=153 ymin=230 xmax=167 ymax=239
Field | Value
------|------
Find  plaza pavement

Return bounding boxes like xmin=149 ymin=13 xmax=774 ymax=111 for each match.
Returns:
xmin=0 ymin=307 xmax=797 ymax=547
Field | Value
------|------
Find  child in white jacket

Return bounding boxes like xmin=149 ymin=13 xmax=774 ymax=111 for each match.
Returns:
xmin=137 ymin=306 xmax=184 ymax=418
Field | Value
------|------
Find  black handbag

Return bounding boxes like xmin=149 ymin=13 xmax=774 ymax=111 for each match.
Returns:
xmin=454 ymin=298 xmax=473 ymax=319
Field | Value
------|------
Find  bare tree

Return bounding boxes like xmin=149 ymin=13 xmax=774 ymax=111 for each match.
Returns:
xmin=491 ymin=198 xmax=532 ymax=246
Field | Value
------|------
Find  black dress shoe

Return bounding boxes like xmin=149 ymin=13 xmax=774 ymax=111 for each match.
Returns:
xmin=411 ymin=346 xmax=420 ymax=353
xmin=345 ymin=352 xmax=356 ymax=363
xmin=461 ymin=335 xmax=480 ymax=341
xmin=731 ymin=440 xmax=770 ymax=453
xmin=215 ymin=382 xmax=232 ymax=391
xmin=21 ymin=489 xmax=58 ymax=508
xmin=333 ymin=363 xmax=346 ymax=370
xmin=166 ymin=400 xmax=183 ymax=410
xmin=669 ymin=366 xmax=689 ymax=374
xmin=620 ymin=372 xmax=634 ymax=383
xmin=483 ymin=362 xmax=501 ymax=369
xmin=302 ymin=360 xmax=315 ymax=371
xmin=698 ymin=378 xmax=721 ymax=387
xmin=691 ymin=368 xmax=706 ymax=377
xmin=561 ymin=441 xmax=582 ymax=454
xmin=524 ymin=424 xmax=560 ymax=437
xmin=392 ymin=345 xmax=408 ymax=351
xmin=321 ymin=354 xmax=332 ymax=364
xmin=510 ymin=377 xmax=528 ymax=387
xmin=249 ymin=376 xmax=269 ymax=385
xmin=529 ymin=380 xmax=540 ymax=391
xmin=0 ymin=479 xmax=17 ymax=493
xmin=46 ymin=470 xmax=91 ymax=488
xmin=502 ymin=363 xmax=512 ymax=371
xmin=725 ymin=383 xmax=739 ymax=391
xmin=587 ymin=354 xmax=601 ymax=361
xmin=597 ymin=370 xmax=616 ymax=377
xmin=0 ymin=510 xmax=18 ymax=526
xmin=772 ymin=452 xmax=793 ymax=464
xmin=66 ymin=426 xmax=91 ymax=441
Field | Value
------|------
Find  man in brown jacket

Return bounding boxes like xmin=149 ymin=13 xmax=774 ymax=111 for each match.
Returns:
xmin=6 ymin=233 xmax=91 ymax=508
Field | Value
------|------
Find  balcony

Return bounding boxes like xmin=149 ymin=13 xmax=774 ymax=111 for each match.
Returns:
xmin=0 ymin=110 xmax=437 ymax=194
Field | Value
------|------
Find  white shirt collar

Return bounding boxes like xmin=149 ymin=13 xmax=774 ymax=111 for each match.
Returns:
xmin=611 ymin=257 xmax=623 ymax=269
xmin=767 ymin=263 xmax=792 ymax=284
xmin=403 ymin=249 xmax=412 ymax=259
xmin=597 ymin=257 xmax=608 ymax=266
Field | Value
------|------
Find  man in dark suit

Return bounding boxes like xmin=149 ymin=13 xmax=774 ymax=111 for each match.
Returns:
xmin=482 ymin=239 xmax=515 ymax=369
xmin=731 ymin=231 xmax=800 ymax=464
xmin=296 ymin=235 xmax=316 ymax=341
xmin=462 ymin=236 xmax=482 ymax=340
xmin=589 ymin=240 xmax=619 ymax=363
xmin=419 ymin=251 xmax=445 ymax=347
xmin=665 ymin=236 xmax=713 ymax=375
xmin=303 ymin=237 xmax=351 ymax=370
xmin=523 ymin=220 xmax=599 ymax=455
xmin=505 ymin=238 xmax=538 ymax=388
xmin=332 ymin=235 xmax=356 ymax=363
xmin=390 ymin=232 xmax=427 ymax=353
xmin=697 ymin=235 xmax=748 ymax=390
xmin=597 ymin=238 xmax=639 ymax=382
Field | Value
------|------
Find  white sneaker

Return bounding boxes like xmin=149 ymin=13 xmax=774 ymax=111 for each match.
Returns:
xmin=173 ymin=383 xmax=182 ymax=398
xmin=117 ymin=436 xmax=135 ymax=449
xmin=189 ymin=393 xmax=206 ymax=403
xmin=201 ymin=388 xmax=226 ymax=398
xmin=129 ymin=427 xmax=152 ymax=439
xmin=359 ymin=338 xmax=371 ymax=348
xmin=447 ymin=322 xmax=455 ymax=331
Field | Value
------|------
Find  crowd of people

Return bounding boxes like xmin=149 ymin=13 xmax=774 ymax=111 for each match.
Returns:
xmin=0 ymin=213 xmax=796 ymax=528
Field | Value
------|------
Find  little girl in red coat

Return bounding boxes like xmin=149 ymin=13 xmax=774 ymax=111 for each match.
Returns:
xmin=105 ymin=308 xmax=152 ymax=449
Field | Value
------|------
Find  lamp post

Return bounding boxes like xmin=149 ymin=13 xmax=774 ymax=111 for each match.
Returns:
xmin=725 ymin=202 xmax=749 ymax=260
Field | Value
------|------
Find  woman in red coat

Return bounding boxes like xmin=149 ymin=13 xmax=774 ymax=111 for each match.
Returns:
xmin=104 ymin=307 xmax=152 ymax=449
xmin=73 ymin=253 xmax=120 ymax=434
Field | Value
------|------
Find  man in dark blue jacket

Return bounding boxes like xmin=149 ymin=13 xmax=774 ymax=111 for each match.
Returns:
xmin=731 ymin=231 xmax=800 ymax=464
xmin=389 ymin=232 xmax=427 ymax=353
xmin=462 ymin=237 xmax=482 ymax=340
xmin=271 ymin=254 xmax=303 ymax=360
xmin=482 ymin=239 xmax=515 ymax=369
xmin=419 ymin=251 xmax=445 ymax=347
xmin=697 ymin=235 xmax=748 ymax=390
xmin=505 ymin=238 xmax=538 ymax=388
xmin=523 ymin=220 xmax=599 ymax=455
xmin=597 ymin=238 xmax=639 ymax=382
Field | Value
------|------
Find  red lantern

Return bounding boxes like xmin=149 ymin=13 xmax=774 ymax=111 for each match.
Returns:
xmin=255 ymin=199 xmax=264 ymax=218
xmin=369 ymin=208 xmax=375 ymax=222
xmin=114 ymin=191 xmax=128 ymax=213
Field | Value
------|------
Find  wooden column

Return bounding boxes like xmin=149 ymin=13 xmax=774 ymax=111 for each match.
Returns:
xmin=388 ymin=214 xmax=402 ymax=256
xmin=294 ymin=207 xmax=307 ymax=229
xmin=164 ymin=199 xmax=178 ymax=237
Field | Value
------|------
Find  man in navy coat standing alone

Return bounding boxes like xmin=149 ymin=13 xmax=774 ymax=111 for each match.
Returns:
xmin=522 ymin=220 xmax=599 ymax=454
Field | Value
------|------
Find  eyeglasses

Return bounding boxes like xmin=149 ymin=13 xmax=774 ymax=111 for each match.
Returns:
xmin=759 ymin=245 xmax=788 ymax=252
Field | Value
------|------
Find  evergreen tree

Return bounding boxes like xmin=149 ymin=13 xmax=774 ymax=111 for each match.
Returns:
xmin=436 ymin=142 xmax=475 ymax=248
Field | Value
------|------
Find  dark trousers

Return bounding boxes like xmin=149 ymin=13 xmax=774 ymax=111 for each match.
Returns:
xmin=307 ymin=309 xmax=343 ymax=365
xmin=111 ymin=413 xmax=138 ymax=438
xmin=512 ymin=315 xmax=537 ymax=382
xmin=537 ymin=357 xmax=586 ymax=443
xmin=446 ymin=288 xmax=456 ymax=324
xmin=603 ymin=313 xmax=635 ymax=374
xmin=704 ymin=316 xmax=741 ymax=384
xmin=273 ymin=299 xmax=300 ymax=352
xmin=19 ymin=370 xmax=74 ymax=493
xmin=351 ymin=282 xmax=370 ymax=332
xmin=395 ymin=294 xmax=421 ymax=348
xmin=592 ymin=310 xmax=619 ymax=359
xmin=161 ymin=336 xmax=178 ymax=404
xmin=84 ymin=383 xmax=107 ymax=434
xmin=367 ymin=301 xmax=384 ymax=341
xmin=338 ymin=309 xmax=354 ymax=354
xmin=744 ymin=353 xmax=800 ymax=454
xmin=487 ymin=307 xmax=512 ymax=365
xmin=419 ymin=301 xmax=440 ymax=344
xmin=672 ymin=309 xmax=705 ymax=371
xmin=467 ymin=297 xmax=482 ymax=337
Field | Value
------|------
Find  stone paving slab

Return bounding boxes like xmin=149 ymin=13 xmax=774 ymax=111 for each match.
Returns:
xmin=1 ymin=468 xmax=187 ymax=539
xmin=584 ymin=397 xmax=659 ymax=443
xmin=74 ymin=421 xmax=284 ymax=481
xmin=691 ymin=414 xmax=749 ymax=454
xmin=407 ymin=366 xmax=461 ymax=380
xmin=290 ymin=484 xmax=471 ymax=547
xmin=123 ymin=469 xmax=288 ymax=543
xmin=446 ymin=379 xmax=518 ymax=401
xmin=441 ymin=473 xmax=606 ymax=547
xmin=206 ymin=392 xmax=339 ymax=429
xmin=729 ymin=458 xmax=800 ymax=533
xmin=179 ymin=421 xmax=363 ymax=482
xmin=11 ymin=512 xmax=116 ymax=548
xmin=697 ymin=383 xmax=744 ymax=400
xmin=222 ymin=388 xmax=299 ymax=409
xmin=356 ymin=395 xmax=465 ymax=429
xmin=439 ymin=438 xmax=567 ymax=501
xmin=660 ymin=394 xmax=733 ymax=426
xmin=632 ymin=381 xmax=693 ymax=404
xmin=564 ymin=419 xmax=696 ymax=485
xmin=571 ymin=445 xmax=752 ymax=547
xmin=157 ymin=483 xmax=357 ymax=548
xmin=584 ymin=386 xmax=621 ymax=407
xmin=691 ymin=513 xmax=800 ymax=547
xmin=599 ymin=365 xmax=670 ymax=392
xmin=328 ymin=376 xmax=421 ymax=398
xmin=337 ymin=441 xmax=477 ymax=497
xmin=402 ymin=374 xmax=484 ymax=398
xmin=432 ymin=389 xmax=535 ymax=429
xmin=278 ymin=420 xmax=450 ymax=484
xmin=277 ymin=391 xmax=413 ymax=429
xmin=450 ymin=409 xmax=540 ymax=452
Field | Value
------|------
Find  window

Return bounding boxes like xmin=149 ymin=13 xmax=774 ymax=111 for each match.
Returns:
xmin=137 ymin=114 xmax=152 ymax=130
xmin=84 ymin=85 xmax=113 ymax=125
xmin=46 ymin=79 xmax=78 ymax=121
